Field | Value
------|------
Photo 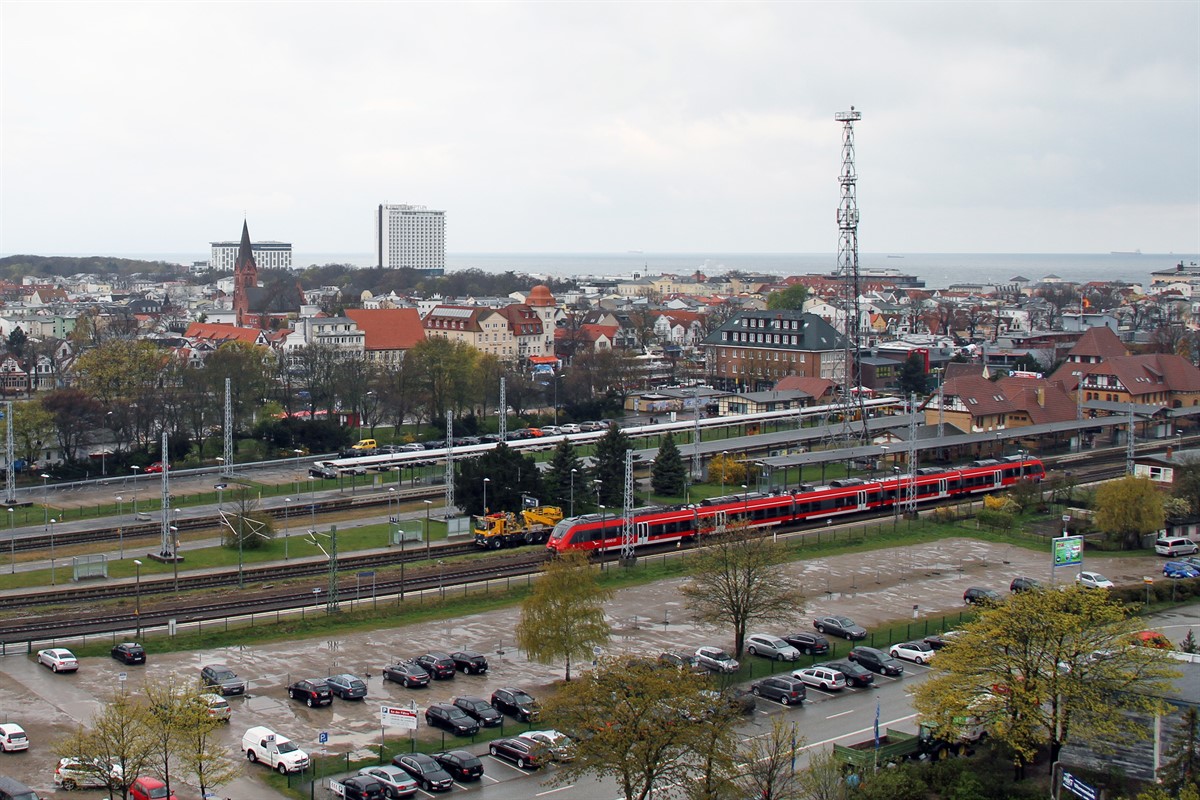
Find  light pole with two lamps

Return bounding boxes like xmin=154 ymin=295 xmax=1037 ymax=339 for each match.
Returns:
xmin=423 ymin=499 xmax=433 ymax=562
xmin=49 ymin=518 xmax=56 ymax=585
xmin=283 ymin=497 xmax=291 ymax=560
xmin=114 ymin=495 xmax=125 ymax=558
xmin=41 ymin=473 xmax=50 ymax=531
xmin=570 ymin=468 xmax=577 ymax=518
xmin=131 ymin=465 xmax=140 ymax=516
xmin=133 ymin=559 xmax=142 ymax=637
xmin=6 ymin=507 xmax=13 ymax=574
xmin=482 ymin=477 xmax=490 ymax=515
xmin=892 ymin=466 xmax=901 ymax=531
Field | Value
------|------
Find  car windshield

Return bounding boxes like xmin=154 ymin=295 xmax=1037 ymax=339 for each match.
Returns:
xmin=834 ymin=617 xmax=856 ymax=627
xmin=276 ymin=741 xmax=298 ymax=753
xmin=447 ymin=708 xmax=469 ymax=720
xmin=148 ymin=787 xmax=170 ymax=799
xmin=214 ymin=670 xmax=236 ymax=681
xmin=710 ymin=650 xmax=731 ymax=660
xmin=512 ymin=691 xmax=534 ymax=704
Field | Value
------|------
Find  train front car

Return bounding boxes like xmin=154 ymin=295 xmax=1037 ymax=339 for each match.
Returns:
xmin=546 ymin=517 xmax=581 ymax=556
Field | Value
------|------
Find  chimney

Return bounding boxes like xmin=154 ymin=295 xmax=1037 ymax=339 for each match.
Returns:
xmin=1036 ymin=387 xmax=1045 ymax=407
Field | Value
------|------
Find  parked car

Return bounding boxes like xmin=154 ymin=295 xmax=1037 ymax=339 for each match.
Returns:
xmin=450 ymin=650 xmax=489 ymax=674
xmin=488 ymin=737 xmax=547 ymax=769
xmin=325 ymin=673 xmax=368 ymax=700
xmin=783 ymin=631 xmax=830 ymax=655
xmin=391 ymin=753 xmax=453 ymax=793
xmin=816 ymin=659 xmax=875 ymax=688
xmin=490 ymin=687 xmax=541 ymax=722
xmin=1156 ymin=536 xmax=1200 ymax=557
xmin=0 ymin=723 xmax=28 ymax=752
xmin=430 ymin=750 xmax=484 ymax=781
xmin=414 ymin=652 xmax=457 ymax=680
xmin=745 ymin=634 xmax=802 ymax=661
xmin=700 ymin=687 xmax=758 ymax=716
xmin=144 ymin=462 xmax=164 ymax=474
xmin=848 ymin=646 xmax=904 ymax=676
xmin=1131 ymin=630 xmax=1174 ymax=649
xmin=128 ymin=776 xmax=177 ymax=800
xmin=383 ymin=661 xmax=430 ymax=688
xmin=200 ymin=664 xmax=245 ymax=695
xmin=242 ymin=726 xmax=310 ymax=774
xmin=963 ymin=587 xmax=1003 ymax=605
xmin=519 ymin=730 xmax=577 ymax=761
xmin=751 ymin=676 xmax=807 ymax=705
xmin=559 ymin=423 xmax=582 ymax=434
xmin=1077 ymin=571 xmax=1115 ymax=590
xmin=37 ymin=648 xmax=78 ymax=673
xmin=889 ymin=641 xmax=936 ymax=665
xmin=539 ymin=426 xmax=562 ymax=436
xmin=357 ymin=765 xmax=419 ymax=799
xmin=0 ymin=776 xmax=38 ymax=800
xmin=1164 ymin=561 xmax=1200 ymax=579
xmin=923 ymin=631 xmax=962 ymax=650
xmin=792 ymin=666 xmax=846 ymax=691
xmin=1009 ymin=576 xmax=1043 ymax=593
xmin=453 ymin=696 xmax=502 ymax=727
xmin=287 ymin=678 xmax=333 ymax=707
xmin=54 ymin=757 xmax=123 ymax=790
xmin=658 ymin=650 xmax=707 ymax=673
xmin=309 ymin=462 xmax=338 ymax=479
xmin=424 ymin=703 xmax=480 ymax=737
xmin=335 ymin=775 xmax=386 ymax=800
xmin=695 ymin=646 xmax=740 ymax=673
xmin=111 ymin=642 xmax=146 ymax=665
xmin=813 ymin=615 xmax=867 ymax=640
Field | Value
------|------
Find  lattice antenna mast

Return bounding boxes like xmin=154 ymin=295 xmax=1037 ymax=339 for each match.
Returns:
xmin=620 ymin=449 xmax=636 ymax=566
xmin=691 ymin=387 xmax=701 ymax=481
xmin=834 ymin=106 xmax=868 ymax=442
xmin=498 ymin=377 xmax=507 ymax=442
xmin=444 ymin=409 xmax=454 ymax=511
xmin=222 ymin=378 xmax=233 ymax=477
xmin=5 ymin=401 xmax=14 ymax=505
xmin=159 ymin=431 xmax=173 ymax=558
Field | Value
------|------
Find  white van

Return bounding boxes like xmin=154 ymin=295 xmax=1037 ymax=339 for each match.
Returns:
xmin=241 ymin=726 xmax=310 ymax=774
xmin=1155 ymin=536 xmax=1199 ymax=557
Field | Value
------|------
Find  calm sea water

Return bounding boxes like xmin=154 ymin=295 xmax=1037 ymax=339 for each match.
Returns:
xmin=27 ymin=251 xmax=1200 ymax=290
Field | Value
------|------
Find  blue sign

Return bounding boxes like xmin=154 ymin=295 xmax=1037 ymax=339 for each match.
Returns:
xmin=318 ymin=731 xmax=328 ymax=744
xmin=1062 ymin=771 xmax=1097 ymax=800
xmin=357 ymin=571 xmax=375 ymax=578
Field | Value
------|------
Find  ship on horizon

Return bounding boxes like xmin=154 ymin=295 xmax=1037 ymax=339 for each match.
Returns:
xmin=1111 ymin=249 xmax=1143 ymax=255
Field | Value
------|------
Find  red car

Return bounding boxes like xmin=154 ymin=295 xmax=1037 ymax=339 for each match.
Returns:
xmin=144 ymin=463 xmax=164 ymax=474
xmin=129 ymin=776 xmax=177 ymax=800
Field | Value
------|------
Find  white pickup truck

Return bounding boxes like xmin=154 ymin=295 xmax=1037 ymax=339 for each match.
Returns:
xmin=241 ymin=726 xmax=310 ymax=774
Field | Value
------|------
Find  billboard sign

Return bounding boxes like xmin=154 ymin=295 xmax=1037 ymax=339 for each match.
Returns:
xmin=1053 ymin=535 xmax=1083 ymax=567
xmin=380 ymin=704 xmax=417 ymax=730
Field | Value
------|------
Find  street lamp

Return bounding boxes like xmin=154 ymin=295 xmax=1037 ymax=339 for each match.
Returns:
xmin=593 ymin=479 xmax=602 ymax=510
xmin=387 ymin=487 xmax=396 ymax=547
xmin=423 ymin=499 xmax=433 ymax=561
xmin=49 ymin=518 xmax=56 ymax=585
xmin=721 ymin=451 xmax=728 ymax=496
xmin=741 ymin=484 xmax=749 ymax=524
xmin=115 ymin=495 xmax=124 ymax=558
xmin=133 ymin=559 xmax=143 ymax=637
xmin=482 ymin=477 xmax=491 ymax=515
xmin=570 ymin=468 xmax=577 ymax=518
xmin=41 ymin=473 xmax=50 ymax=532
xmin=6 ymin=507 xmax=13 ymax=574
xmin=308 ymin=475 xmax=316 ymax=530
xmin=284 ymin=497 xmax=291 ymax=560
xmin=131 ymin=465 xmax=140 ymax=516
xmin=892 ymin=466 xmax=901 ymax=531
xmin=437 ymin=559 xmax=445 ymax=600
xmin=169 ymin=524 xmax=180 ymax=593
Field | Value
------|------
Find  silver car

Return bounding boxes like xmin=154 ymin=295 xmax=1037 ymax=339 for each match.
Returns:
xmin=745 ymin=634 xmax=801 ymax=661
xmin=695 ymin=646 xmax=740 ymax=673
xmin=357 ymin=765 xmax=418 ymax=798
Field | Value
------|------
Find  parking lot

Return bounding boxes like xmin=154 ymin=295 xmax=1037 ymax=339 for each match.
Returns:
xmin=0 ymin=537 xmax=1168 ymax=798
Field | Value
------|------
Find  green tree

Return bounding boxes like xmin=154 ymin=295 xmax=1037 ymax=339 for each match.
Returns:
xmin=794 ymin=750 xmax=849 ymax=800
xmin=1173 ymin=457 xmax=1200 ymax=514
xmin=592 ymin=422 xmax=634 ymax=507
xmin=911 ymin=584 xmax=1179 ymax=779
xmin=455 ymin=443 xmax=543 ymax=515
xmin=515 ymin=550 xmax=612 ymax=681
xmin=73 ymin=339 xmax=168 ymax=450
xmin=140 ymin=677 xmax=197 ymax=797
xmin=708 ymin=452 xmax=748 ymax=488
xmin=1160 ymin=706 xmax=1200 ymax=795
xmin=12 ymin=399 xmax=55 ymax=465
xmin=543 ymin=439 xmax=589 ymax=514
xmin=1094 ymin=476 xmax=1165 ymax=549
xmin=1182 ymin=629 xmax=1199 ymax=654
xmin=734 ymin=718 xmax=807 ymax=800
xmin=895 ymin=353 xmax=929 ymax=396
xmin=6 ymin=326 xmax=27 ymax=359
xmin=680 ymin=526 xmax=806 ymax=658
xmin=766 ymin=284 xmax=809 ymax=311
xmin=650 ymin=431 xmax=686 ymax=497
xmin=543 ymin=657 xmax=739 ymax=800
xmin=175 ymin=691 xmax=241 ymax=797
xmin=852 ymin=764 xmax=928 ymax=800
xmin=55 ymin=691 xmax=154 ymax=799
xmin=41 ymin=388 xmax=104 ymax=463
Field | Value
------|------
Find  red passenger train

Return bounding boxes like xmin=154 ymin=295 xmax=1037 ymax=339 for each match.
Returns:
xmin=546 ymin=456 xmax=1045 ymax=555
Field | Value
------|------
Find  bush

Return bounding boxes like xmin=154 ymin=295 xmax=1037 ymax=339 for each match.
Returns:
xmin=977 ymin=509 xmax=1015 ymax=532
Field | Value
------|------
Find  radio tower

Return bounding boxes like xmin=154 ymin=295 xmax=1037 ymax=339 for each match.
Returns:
xmin=833 ymin=106 xmax=868 ymax=443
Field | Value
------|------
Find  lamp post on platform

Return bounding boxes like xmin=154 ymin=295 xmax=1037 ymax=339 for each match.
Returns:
xmin=133 ymin=559 xmax=142 ymax=637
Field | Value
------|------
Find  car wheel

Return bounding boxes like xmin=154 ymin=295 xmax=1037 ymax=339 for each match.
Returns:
xmin=63 ymin=779 xmax=76 ymax=790
xmin=517 ymin=757 xmax=526 ymax=769
xmin=423 ymin=781 xmax=433 ymax=792
xmin=801 ymin=646 xmax=811 ymax=655
xmin=752 ymin=686 xmax=762 ymax=696
xmin=820 ymin=682 xmax=829 ymax=690
xmin=52 ymin=663 xmax=59 ymax=672
xmin=916 ymin=657 xmax=926 ymax=665
xmin=306 ymin=697 xmax=315 ymax=708
xmin=747 ymin=646 xmax=757 ymax=656
xmin=815 ymin=625 xmax=825 ymax=633
xmin=490 ymin=746 xmax=499 ymax=756
xmin=277 ymin=763 xmax=288 ymax=775
xmin=247 ymin=750 xmax=258 ymax=762
xmin=780 ymin=695 xmax=790 ymax=705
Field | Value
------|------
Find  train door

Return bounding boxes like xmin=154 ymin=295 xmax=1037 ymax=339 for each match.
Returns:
xmin=992 ymin=470 xmax=1003 ymax=489
xmin=636 ymin=521 xmax=650 ymax=545
xmin=938 ymin=478 xmax=948 ymax=498
xmin=857 ymin=490 xmax=868 ymax=511
xmin=714 ymin=510 xmax=727 ymax=533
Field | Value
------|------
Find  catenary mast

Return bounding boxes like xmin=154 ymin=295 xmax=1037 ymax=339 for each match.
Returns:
xmin=834 ymin=106 xmax=868 ymax=443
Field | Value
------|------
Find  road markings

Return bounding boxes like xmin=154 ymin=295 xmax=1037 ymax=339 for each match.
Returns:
xmin=798 ymin=712 xmax=919 ymax=751
xmin=826 ymin=709 xmax=855 ymax=719
xmin=536 ymin=785 xmax=576 ymax=796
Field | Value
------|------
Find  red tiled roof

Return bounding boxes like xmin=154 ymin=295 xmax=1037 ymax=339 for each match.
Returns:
xmin=183 ymin=323 xmax=264 ymax=345
xmin=1069 ymin=327 xmax=1127 ymax=359
xmin=942 ymin=375 xmax=1014 ymax=417
xmin=772 ymin=376 xmax=835 ymax=398
xmin=345 ymin=308 xmax=425 ymax=351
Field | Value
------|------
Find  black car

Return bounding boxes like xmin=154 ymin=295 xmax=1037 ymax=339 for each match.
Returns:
xmin=488 ymin=738 xmax=547 ymax=769
xmin=783 ymin=631 xmax=830 ymax=655
xmin=701 ymin=687 xmax=758 ymax=716
xmin=383 ymin=661 xmax=430 ymax=688
xmin=200 ymin=664 xmax=246 ymax=695
xmin=287 ymin=678 xmax=334 ymax=707
xmin=658 ymin=651 xmax=707 ymax=673
xmin=848 ymin=646 xmax=904 ymax=677
xmin=391 ymin=753 xmax=453 ymax=793
xmin=453 ymin=696 xmax=502 ymax=727
xmin=1010 ymin=576 xmax=1043 ymax=593
xmin=339 ymin=775 xmax=386 ymax=800
xmin=309 ymin=463 xmax=337 ymax=479
xmin=325 ymin=673 xmax=368 ymax=700
xmin=923 ymin=631 xmax=961 ymax=650
xmin=964 ymin=586 xmax=1003 ymax=605
xmin=750 ymin=676 xmax=807 ymax=705
xmin=450 ymin=650 xmax=489 ymax=675
xmin=415 ymin=653 xmax=457 ymax=680
xmin=813 ymin=615 xmax=868 ymax=640
xmin=425 ymin=703 xmax=480 ymax=736
xmin=431 ymin=750 xmax=484 ymax=781
xmin=817 ymin=659 xmax=875 ymax=688
xmin=491 ymin=687 xmax=541 ymax=722
xmin=111 ymin=642 xmax=146 ymax=665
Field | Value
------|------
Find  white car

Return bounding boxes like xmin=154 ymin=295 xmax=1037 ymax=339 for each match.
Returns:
xmin=889 ymin=641 xmax=936 ymax=665
xmin=54 ymin=757 xmax=123 ymax=790
xmin=37 ymin=648 xmax=78 ymax=672
xmin=792 ymin=666 xmax=846 ymax=691
xmin=357 ymin=765 xmax=418 ymax=797
xmin=520 ymin=729 xmax=577 ymax=761
xmin=695 ymin=646 xmax=740 ymax=673
xmin=0 ymin=722 xmax=28 ymax=752
xmin=1077 ymin=571 xmax=1115 ymax=589
xmin=558 ymin=423 xmax=581 ymax=434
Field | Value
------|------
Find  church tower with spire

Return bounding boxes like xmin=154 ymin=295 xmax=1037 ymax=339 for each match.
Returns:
xmin=233 ymin=220 xmax=258 ymax=327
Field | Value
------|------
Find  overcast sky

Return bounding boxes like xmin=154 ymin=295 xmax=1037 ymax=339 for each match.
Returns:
xmin=2 ymin=1 xmax=1197 ymax=257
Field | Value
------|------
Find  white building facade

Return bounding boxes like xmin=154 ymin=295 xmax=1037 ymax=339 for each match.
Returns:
xmin=209 ymin=240 xmax=293 ymax=271
xmin=375 ymin=204 xmax=446 ymax=274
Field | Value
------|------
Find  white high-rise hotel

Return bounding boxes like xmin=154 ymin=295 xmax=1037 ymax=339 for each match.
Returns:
xmin=375 ymin=204 xmax=445 ymax=274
